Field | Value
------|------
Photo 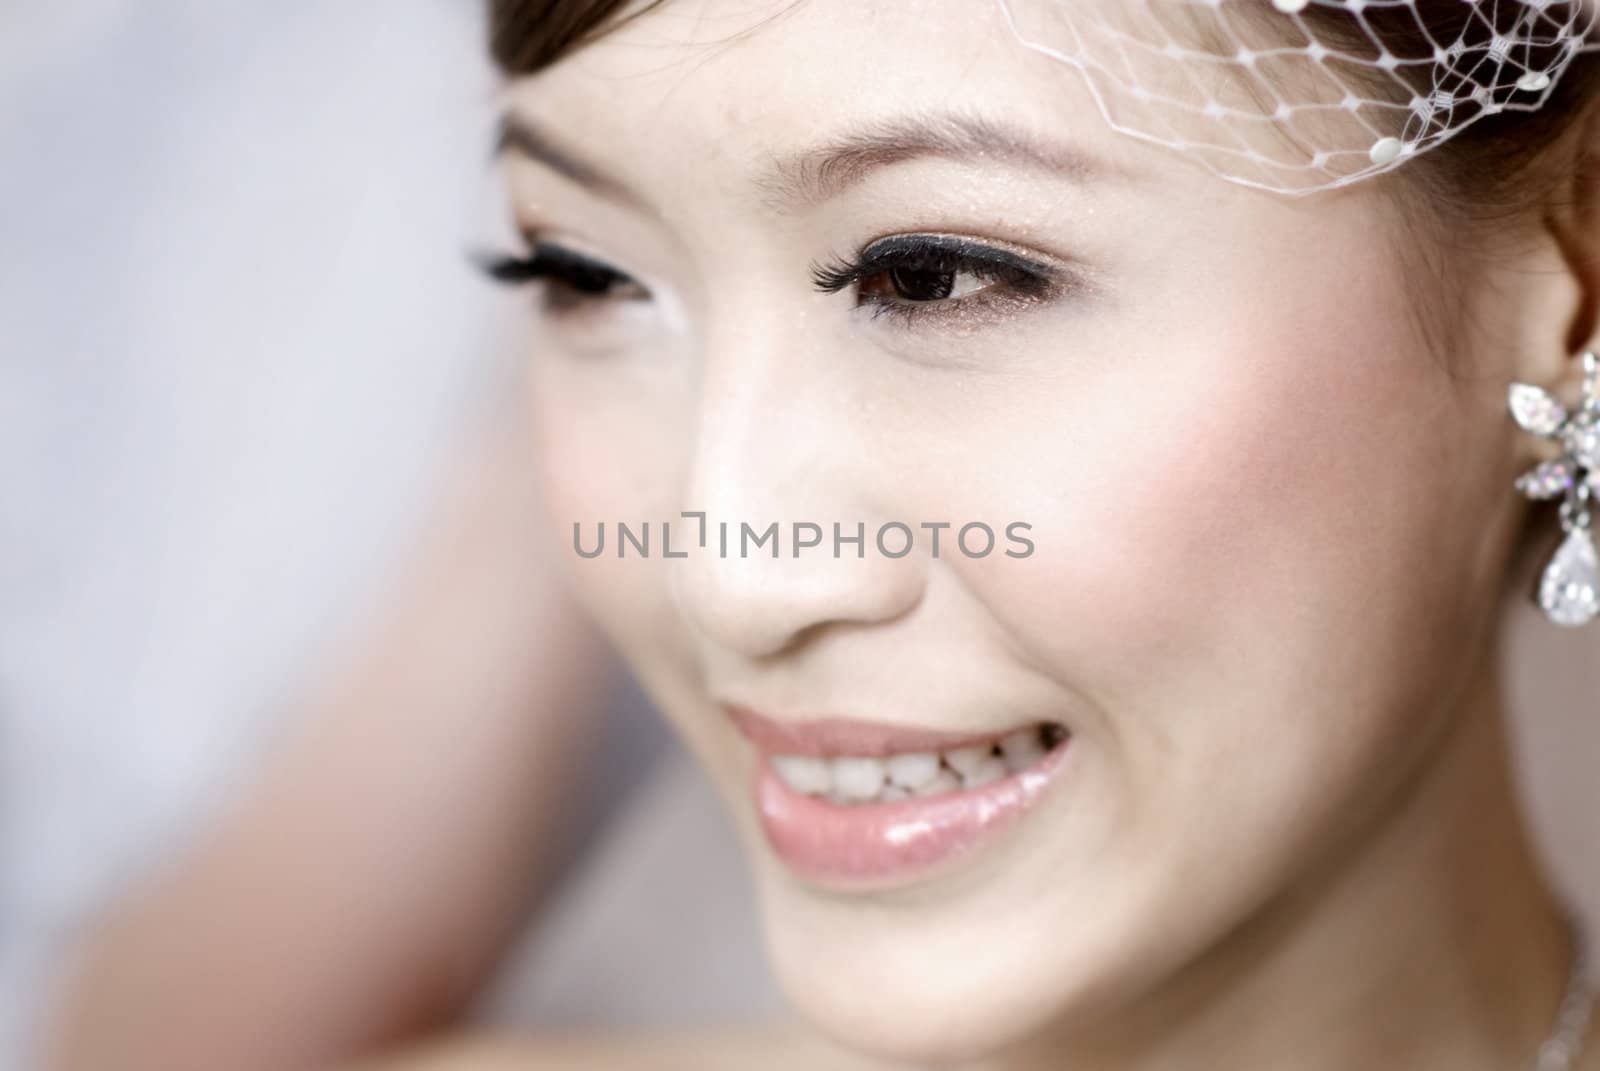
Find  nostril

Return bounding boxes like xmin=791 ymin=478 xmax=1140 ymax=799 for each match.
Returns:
xmin=667 ymin=530 xmax=929 ymax=660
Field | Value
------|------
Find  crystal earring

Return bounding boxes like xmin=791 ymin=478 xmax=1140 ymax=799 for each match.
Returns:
xmin=1509 ymin=350 xmax=1600 ymax=627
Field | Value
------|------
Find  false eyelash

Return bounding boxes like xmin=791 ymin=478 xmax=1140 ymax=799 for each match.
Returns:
xmin=477 ymin=251 xmax=545 ymax=283
xmin=472 ymin=241 xmax=637 ymax=295
xmin=808 ymin=234 xmax=1057 ymax=299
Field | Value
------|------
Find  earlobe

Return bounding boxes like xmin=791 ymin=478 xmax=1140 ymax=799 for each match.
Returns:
xmin=1543 ymin=98 xmax=1600 ymax=358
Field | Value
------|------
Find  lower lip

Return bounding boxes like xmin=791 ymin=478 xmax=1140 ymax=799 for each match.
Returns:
xmin=751 ymin=741 xmax=1071 ymax=889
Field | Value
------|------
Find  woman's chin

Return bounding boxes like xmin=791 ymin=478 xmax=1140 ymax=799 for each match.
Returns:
xmin=767 ymin=948 xmax=1068 ymax=1067
xmin=752 ymin=887 xmax=1124 ymax=1069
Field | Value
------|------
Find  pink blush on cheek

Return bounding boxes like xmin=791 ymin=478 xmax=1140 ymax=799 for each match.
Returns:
xmin=984 ymin=290 xmax=1450 ymax=696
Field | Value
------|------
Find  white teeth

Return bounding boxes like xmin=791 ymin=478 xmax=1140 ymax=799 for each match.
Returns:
xmin=999 ymin=729 xmax=1046 ymax=773
xmin=885 ymin=751 xmax=941 ymax=789
xmin=962 ymin=755 xmax=1009 ymax=789
xmin=770 ymin=724 xmax=1064 ymax=806
xmin=772 ymin=756 xmax=833 ymax=796
xmin=914 ymin=769 xmax=963 ymax=797
xmin=943 ymin=745 xmax=994 ymax=778
xmin=831 ymin=756 xmax=887 ymax=800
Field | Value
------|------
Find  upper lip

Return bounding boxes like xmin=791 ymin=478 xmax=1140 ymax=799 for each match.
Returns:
xmin=724 ymin=702 xmax=1052 ymax=758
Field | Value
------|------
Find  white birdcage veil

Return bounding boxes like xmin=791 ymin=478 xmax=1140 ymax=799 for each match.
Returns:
xmin=994 ymin=0 xmax=1600 ymax=195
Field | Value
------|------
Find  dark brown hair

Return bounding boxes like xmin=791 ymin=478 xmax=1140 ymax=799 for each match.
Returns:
xmin=489 ymin=0 xmax=663 ymax=73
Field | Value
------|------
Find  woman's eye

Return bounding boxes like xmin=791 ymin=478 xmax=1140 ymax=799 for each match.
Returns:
xmin=477 ymin=241 xmax=649 ymax=315
xmin=809 ymin=234 xmax=1061 ymax=324
xmin=861 ymin=262 xmax=994 ymax=303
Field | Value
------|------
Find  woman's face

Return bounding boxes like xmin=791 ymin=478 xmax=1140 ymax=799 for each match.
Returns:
xmin=498 ymin=0 xmax=1531 ymax=1062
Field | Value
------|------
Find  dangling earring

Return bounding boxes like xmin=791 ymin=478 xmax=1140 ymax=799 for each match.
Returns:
xmin=1509 ymin=350 xmax=1600 ymax=627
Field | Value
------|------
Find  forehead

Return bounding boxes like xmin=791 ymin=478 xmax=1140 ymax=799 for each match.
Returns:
xmin=502 ymin=0 xmax=1176 ymax=190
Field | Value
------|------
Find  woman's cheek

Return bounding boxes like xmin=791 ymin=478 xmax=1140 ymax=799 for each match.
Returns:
xmin=529 ymin=367 xmax=688 ymax=638
xmin=972 ymin=274 xmax=1448 ymax=726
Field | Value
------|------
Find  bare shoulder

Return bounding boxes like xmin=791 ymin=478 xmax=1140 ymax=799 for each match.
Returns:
xmin=344 ymin=1026 xmax=897 ymax=1071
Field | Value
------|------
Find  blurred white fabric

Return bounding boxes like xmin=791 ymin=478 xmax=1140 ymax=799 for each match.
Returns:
xmin=0 ymin=3 xmax=512 ymax=1064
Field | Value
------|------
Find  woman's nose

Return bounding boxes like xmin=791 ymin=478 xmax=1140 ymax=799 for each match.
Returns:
xmin=666 ymin=319 xmax=927 ymax=661
xmin=668 ymin=507 xmax=929 ymax=660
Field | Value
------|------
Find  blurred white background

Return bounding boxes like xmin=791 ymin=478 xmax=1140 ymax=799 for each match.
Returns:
xmin=0 ymin=3 xmax=1592 ymax=1070
xmin=2 ymin=1 xmax=507 ymax=1061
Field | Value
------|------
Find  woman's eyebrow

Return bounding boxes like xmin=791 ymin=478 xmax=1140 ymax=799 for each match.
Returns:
xmin=495 ymin=113 xmax=650 ymax=210
xmin=494 ymin=109 xmax=1137 ymax=211
xmin=757 ymin=111 xmax=1138 ymax=210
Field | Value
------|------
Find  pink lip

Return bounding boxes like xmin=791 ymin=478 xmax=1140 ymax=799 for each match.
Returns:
xmin=726 ymin=705 xmax=1015 ymax=757
xmin=726 ymin=705 xmax=1072 ymax=888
